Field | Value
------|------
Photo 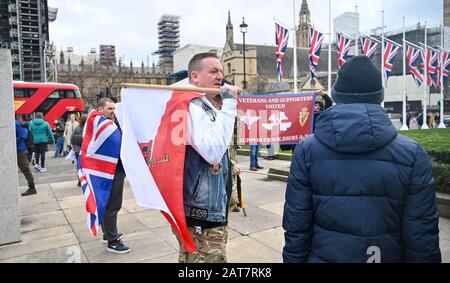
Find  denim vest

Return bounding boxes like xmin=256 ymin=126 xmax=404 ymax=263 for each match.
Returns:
xmin=183 ymin=99 xmax=232 ymax=223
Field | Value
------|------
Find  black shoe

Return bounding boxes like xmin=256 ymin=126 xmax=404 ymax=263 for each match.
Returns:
xmin=103 ymin=233 xmax=123 ymax=243
xmin=256 ymin=165 xmax=264 ymax=169
xmin=264 ymin=156 xmax=275 ymax=161
xmin=107 ymin=239 xmax=130 ymax=254
xmin=232 ymin=207 xmax=240 ymax=212
xmin=21 ymin=188 xmax=37 ymax=196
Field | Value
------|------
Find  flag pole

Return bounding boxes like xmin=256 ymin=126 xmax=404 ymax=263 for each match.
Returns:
xmin=400 ymin=16 xmax=409 ymax=131
xmin=422 ymin=22 xmax=429 ymax=129
xmin=355 ymin=5 xmax=359 ymax=56
xmin=381 ymin=10 xmax=385 ymax=108
xmin=328 ymin=0 xmax=332 ymax=96
xmin=439 ymin=24 xmax=447 ymax=128
xmin=293 ymin=0 xmax=298 ymax=93
xmin=121 ymin=83 xmax=221 ymax=94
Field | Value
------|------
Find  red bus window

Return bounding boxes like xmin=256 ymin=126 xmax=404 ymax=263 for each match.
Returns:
xmin=14 ymin=88 xmax=37 ymax=98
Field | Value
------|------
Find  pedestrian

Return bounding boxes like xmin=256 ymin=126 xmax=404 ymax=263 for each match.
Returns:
xmin=283 ymin=56 xmax=441 ymax=263
xmin=91 ymin=98 xmax=130 ymax=254
xmin=16 ymin=116 xmax=36 ymax=196
xmin=313 ymin=90 xmax=333 ymax=132
xmin=264 ymin=145 xmax=276 ymax=161
xmin=53 ymin=118 xmax=65 ymax=157
xmin=249 ymin=144 xmax=264 ymax=171
xmin=71 ymin=114 xmax=88 ymax=187
xmin=29 ymin=113 xmax=55 ymax=173
xmin=63 ymin=114 xmax=79 ymax=156
xmin=175 ymin=52 xmax=239 ymax=263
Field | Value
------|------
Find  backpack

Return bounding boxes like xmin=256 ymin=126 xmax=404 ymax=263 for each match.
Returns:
xmin=25 ymin=125 xmax=34 ymax=151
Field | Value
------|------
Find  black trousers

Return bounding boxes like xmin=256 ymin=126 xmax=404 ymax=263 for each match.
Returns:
xmin=101 ymin=166 xmax=126 ymax=242
xmin=34 ymin=143 xmax=47 ymax=168
xmin=17 ymin=152 xmax=35 ymax=189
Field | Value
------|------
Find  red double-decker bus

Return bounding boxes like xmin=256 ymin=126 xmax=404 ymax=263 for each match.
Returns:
xmin=14 ymin=81 xmax=85 ymax=129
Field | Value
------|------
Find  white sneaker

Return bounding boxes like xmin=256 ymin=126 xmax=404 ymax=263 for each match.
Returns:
xmin=39 ymin=167 xmax=47 ymax=172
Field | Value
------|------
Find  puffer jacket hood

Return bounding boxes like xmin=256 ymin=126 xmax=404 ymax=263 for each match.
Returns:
xmin=31 ymin=118 xmax=45 ymax=127
xmin=314 ymin=104 xmax=397 ymax=154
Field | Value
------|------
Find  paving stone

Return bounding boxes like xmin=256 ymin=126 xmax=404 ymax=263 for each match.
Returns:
xmin=81 ymin=230 xmax=176 ymax=263
xmin=228 ymin=204 xmax=282 ymax=236
xmin=227 ymin=236 xmax=282 ymax=263
xmin=20 ymin=210 xmax=68 ymax=233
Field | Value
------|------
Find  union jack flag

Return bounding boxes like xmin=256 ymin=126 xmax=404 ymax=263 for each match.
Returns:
xmin=308 ymin=27 xmax=324 ymax=83
xmin=441 ymin=50 xmax=450 ymax=81
xmin=78 ymin=111 xmax=122 ymax=236
xmin=421 ymin=48 xmax=439 ymax=87
xmin=275 ymin=21 xmax=290 ymax=82
xmin=359 ymin=36 xmax=378 ymax=59
xmin=406 ymin=45 xmax=423 ymax=87
xmin=336 ymin=33 xmax=352 ymax=68
xmin=383 ymin=41 xmax=400 ymax=85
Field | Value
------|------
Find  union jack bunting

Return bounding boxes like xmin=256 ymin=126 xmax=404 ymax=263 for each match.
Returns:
xmin=275 ymin=21 xmax=290 ymax=82
xmin=436 ymin=51 xmax=442 ymax=88
xmin=383 ymin=41 xmax=401 ymax=85
xmin=420 ymin=48 xmax=439 ymax=87
xmin=336 ymin=33 xmax=352 ymax=68
xmin=308 ymin=27 xmax=324 ymax=83
xmin=78 ymin=111 xmax=122 ymax=235
xmin=406 ymin=45 xmax=423 ymax=87
xmin=359 ymin=36 xmax=379 ymax=59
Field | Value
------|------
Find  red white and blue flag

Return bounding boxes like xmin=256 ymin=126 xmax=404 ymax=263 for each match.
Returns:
xmin=406 ymin=45 xmax=424 ymax=87
xmin=359 ymin=36 xmax=378 ymax=59
xmin=116 ymin=86 xmax=202 ymax=253
xmin=421 ymin=48 xmax=439 ymax=87
xmin=336 ymin=33 xmax=352 ymax=68
xmin=308 ymin=27 xmax=324 ymax=83
xmin=78 ymin=111 xmax=122 ymax=236
xmin=383 ymin=41 xmax=400 ymax=85
xmin=440 ymin=50 xmax=450 ymax=81
xmin=275 ymin=21 xmax=290 ymax=82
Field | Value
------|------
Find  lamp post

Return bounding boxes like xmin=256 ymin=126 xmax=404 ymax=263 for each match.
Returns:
xmin=240 ymin=17 xmax=248 ymax=91
xmin=231 ymin=68 xmax=236 ymax=85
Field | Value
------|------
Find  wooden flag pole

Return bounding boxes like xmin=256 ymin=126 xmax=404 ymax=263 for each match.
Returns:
xmin=121 ymin=83 xmax=221 ymax=94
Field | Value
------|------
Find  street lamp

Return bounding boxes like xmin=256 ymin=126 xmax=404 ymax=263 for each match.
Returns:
xmin=231 ymin=68 xmax=236 ymax=85
xmin=240 ymin=17 xmax=248 ymax=91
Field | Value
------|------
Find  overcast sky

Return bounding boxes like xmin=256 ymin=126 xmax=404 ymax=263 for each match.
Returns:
xmin=47 ymin=0 xmax=443 ymax=65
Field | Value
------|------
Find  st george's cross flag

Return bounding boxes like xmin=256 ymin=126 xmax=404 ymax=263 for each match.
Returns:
xmin=115 ymin=86 xmax=202 ymax=253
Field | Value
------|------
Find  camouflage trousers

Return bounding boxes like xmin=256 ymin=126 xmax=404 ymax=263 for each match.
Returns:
xmin=174 ymin=226 xmax=229 ymax=263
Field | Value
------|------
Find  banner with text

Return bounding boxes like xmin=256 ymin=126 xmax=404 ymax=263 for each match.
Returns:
xmin=237 ymin=93 xmax=316 ymax=145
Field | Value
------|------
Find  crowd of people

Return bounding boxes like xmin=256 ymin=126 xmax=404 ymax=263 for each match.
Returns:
xmin=14 ymin=53 xmax=442 ymax=263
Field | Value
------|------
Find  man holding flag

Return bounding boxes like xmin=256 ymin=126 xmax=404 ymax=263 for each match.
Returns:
xmin=177 ymin=53 xmax=239 ymax=263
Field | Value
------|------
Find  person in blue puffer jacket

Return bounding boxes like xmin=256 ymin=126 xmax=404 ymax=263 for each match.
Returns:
xmin=283 ymin=56 xmax=441 ymax=263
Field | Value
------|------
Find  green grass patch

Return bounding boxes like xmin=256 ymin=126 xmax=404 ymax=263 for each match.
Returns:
xmin=399 ymin=128 xmax=450 ymax=153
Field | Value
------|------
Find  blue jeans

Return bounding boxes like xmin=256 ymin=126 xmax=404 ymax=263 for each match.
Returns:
xmin=54 ymin=137 xmax=64 ymax=157
xmin=250 ymin=145 xmax=260 ymax=168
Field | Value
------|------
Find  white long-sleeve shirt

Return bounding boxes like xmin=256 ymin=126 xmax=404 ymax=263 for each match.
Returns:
xmin=187 ymin=95 xmax=237 ymax=165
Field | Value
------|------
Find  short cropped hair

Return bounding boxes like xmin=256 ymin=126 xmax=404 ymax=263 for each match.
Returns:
xmin=188 ymin=52 xmax=220 ymax=80
xmin=98 ymin=97 xmax=114 ymax=108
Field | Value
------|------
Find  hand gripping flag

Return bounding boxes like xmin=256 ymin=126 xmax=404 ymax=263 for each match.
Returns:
xmin=406 ymin=45 xmax=424 ymax=87
xmin=383 ymin=41 xmax=400 ymax=85
xmin=359 ymin=36 xmax=378 ymax=59
xmin=275 ymin=21 xmax=290 ymax=82
xmin=78 ymin=111 xmax=122 ymax=236
xmin=336 ymin=33 xmax=352 ymax=68
xmin=116 ymin=87 xmax=202 ymax=253
xmin=308 ymin=27 xmax=325 ymax=83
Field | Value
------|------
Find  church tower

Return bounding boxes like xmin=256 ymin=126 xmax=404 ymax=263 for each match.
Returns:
xmin=296 ymin=0 xmax=311 ymax=48
xmin=226 ymin=11 xmax=234 ymax=45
